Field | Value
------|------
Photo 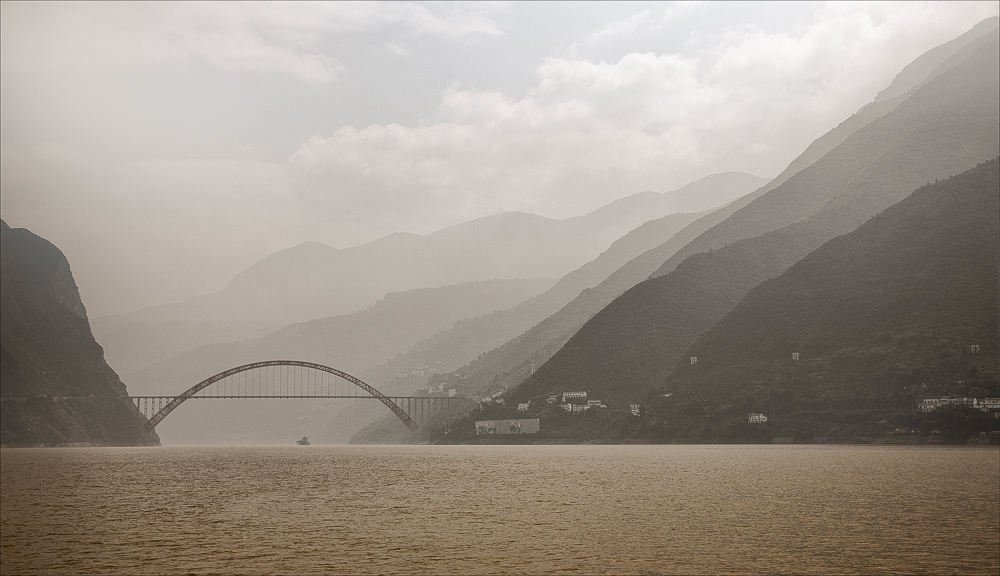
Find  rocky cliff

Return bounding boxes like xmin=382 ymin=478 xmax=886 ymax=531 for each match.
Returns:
xmin=1 ymin=220 xmax=158 ymax=446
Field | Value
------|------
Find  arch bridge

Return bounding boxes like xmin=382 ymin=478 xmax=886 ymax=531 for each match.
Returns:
xmin=130 ymin=360 xmax=469 ymax=432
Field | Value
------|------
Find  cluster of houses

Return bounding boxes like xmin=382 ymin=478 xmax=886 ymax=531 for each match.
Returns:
xmin=918 ymin=397 xmax=1000 ymax=413
xmin=745 ymin=396 xmax=1000 ymax=426
xmin=541 ymin=391 xmax=607 ymax=413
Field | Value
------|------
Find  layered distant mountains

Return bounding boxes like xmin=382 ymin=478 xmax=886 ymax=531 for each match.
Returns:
xmin=18 ymin=19 xmax=996 ymax=447
xmin=143 ymin=206 xmax=716 ymax=444
xmin=0 ymin=220 xmax=157 ymax=446
xmin=505 ymin=30 xmax=999 ymax=409
xmin=93 ymin=171 xmax=767 ymax=375
xmin=357 ymin=19 xmax=1000 ymax=445
xmin=128 ymin=277 xmax=557 ymax=395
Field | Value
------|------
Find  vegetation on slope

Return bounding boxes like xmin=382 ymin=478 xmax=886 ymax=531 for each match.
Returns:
xmin=643 ymin=158 xmax=999 ymax=444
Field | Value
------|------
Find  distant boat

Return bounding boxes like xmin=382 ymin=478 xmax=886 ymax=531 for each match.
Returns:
xmin=296 ymin=436 xmax=310 ymax=445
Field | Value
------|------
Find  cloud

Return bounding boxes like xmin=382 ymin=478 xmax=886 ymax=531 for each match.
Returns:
xmin=287 ymin=2 xmax=999 ymax=224
xmin=286 ymin=52 xmax=726 ymax=229
xmin=3 ymin=2 xmax=996 ymax=316
xmin=588 ymin=11 xmax=657 ymax=43
xmin=0 ymin=2 xmax=507 ymax=83
xmin=386 ymin=43 xmax=412 ymax=58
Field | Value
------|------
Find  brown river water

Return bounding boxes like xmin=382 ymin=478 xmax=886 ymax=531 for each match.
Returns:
xmin=1 ymin=445 xmax=998 ymax=575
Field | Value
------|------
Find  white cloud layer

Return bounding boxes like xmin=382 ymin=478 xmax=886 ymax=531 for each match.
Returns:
xmin=287 ymin=2 xmax=1000 ymax=224
xmin=0 ymin=2 xmax=505 ymax=83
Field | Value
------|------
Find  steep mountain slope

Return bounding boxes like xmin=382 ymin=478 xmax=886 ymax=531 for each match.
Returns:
xmin=505 ymin=38 xmax=1000 ymax=411
xmin=347 ymin=88 xmax=937 ymax=446
xmin=358 ymin=209 xmax=712 ymax=390
xmin=0 ymin=220 xmax=158 ymax=446
xmin=650 ymin=23 xmax=1000 ymax=280
xmin=648 ymin=158 xmax=999 ymax=442
xmin=874 ymin=16 xmax=998 ymax=103
xmin=347 ymin=200 xmax=757 ymax=444
xmin=93 ymin=172 xmax=766 ymax=374
xmin=359 ymin=23 xmax=1000 ymax=417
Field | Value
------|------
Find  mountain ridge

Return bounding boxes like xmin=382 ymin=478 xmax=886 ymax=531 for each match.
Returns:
xmin=93 ymin=171 xmax=767 ymax=375
xmin=642 ymin=157 xmax=1000 ymax=443
xmin=502 ymin=36 xmax=999 ymax=413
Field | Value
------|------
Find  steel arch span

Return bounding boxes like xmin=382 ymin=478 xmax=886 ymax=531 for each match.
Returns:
xmin=143 ymin=360 xmax=419 ymax=431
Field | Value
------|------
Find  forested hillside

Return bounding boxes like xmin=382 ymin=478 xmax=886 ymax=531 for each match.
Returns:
xmin=646 ymin=158 xmax=999 ymax=443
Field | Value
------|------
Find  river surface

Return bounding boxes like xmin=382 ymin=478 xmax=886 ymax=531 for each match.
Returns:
xmin=1 ymin=445 xmax=998 ymax=575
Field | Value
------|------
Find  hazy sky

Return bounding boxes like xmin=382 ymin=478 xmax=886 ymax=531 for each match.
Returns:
xmin=2 ymin=1 xmax=997 ymax=316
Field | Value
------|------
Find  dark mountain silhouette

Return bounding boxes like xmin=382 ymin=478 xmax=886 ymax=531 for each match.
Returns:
xmin=647 ymin=158 xmax=999 ymax=443
xmin=0 ymin=220 xmax=158 ymax=446
xmin=503 ymin=36 xmax=999 ymax=412
xmin=93 ymin=172 xmax=767 ymax=375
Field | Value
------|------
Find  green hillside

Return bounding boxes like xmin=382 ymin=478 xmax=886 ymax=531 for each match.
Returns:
xmin=0 ymin=220 xmax=158 ymax=446
xmin=503 ymin=38 xmax=999 ymax=413
xmin=649 ymin=158 xmax=999 ymax=443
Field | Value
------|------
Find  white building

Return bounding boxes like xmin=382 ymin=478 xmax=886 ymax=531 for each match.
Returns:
xmin=562 ymin=391 xmax=587 ymax=401
xmin=920 ymin=396 xmax=991 ymax=412
xmin=978 ymin=398 xmax=1000 ymax=410
xmin=919 ymin=398 xmax=942 ymax=412
xmin=748 ymin=413 xmax=768 ymax=424
xmin=517 ymin=402 xmax=530 ymax=412
xmin=630 ymin=404 xmax=641 ymax=416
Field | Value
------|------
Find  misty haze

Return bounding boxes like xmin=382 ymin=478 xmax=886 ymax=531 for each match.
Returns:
xmin=1 ymin=2 xmax=998 ymax=575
